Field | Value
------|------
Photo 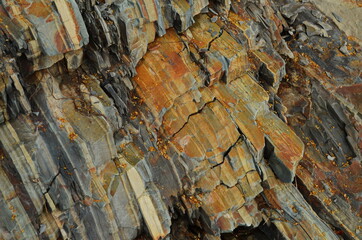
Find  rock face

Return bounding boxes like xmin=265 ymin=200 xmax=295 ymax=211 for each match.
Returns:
xmin=0 ymin=0 xmax=361 ymax=240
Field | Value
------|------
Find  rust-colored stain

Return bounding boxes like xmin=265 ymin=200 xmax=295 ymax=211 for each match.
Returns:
xmin=45 ymin=13 xmax=55 ymax=23
xmin=66 ymin=1 xmax=81 ymax=43
xmin=134 ymin=29 xmax=199 ymax=117
xmin=54 ymin=26 xmax=69 ymax=52
xmin=27 ymin=2 xmax=52 ymax=18
xmin=147 ymin=41 xmax=160 ymax=51
xmin=343 ymin=0 xmax=362 ymax=7
xmin=335 ymin=84 xmax=362 ymax=112
xmin=298 ymin=150 xmax=362 ymax=215
xmin=137 ymin=0 xmax=158 ymax=21
xmin=263 ymin=188 xmax=283 ymax=210
xmin=14 ymin=0 xmax=31 ymax=8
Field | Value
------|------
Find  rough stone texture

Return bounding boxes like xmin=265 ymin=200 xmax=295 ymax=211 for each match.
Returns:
xmin=309 ymin=0 xmax=362 ymax=44
xmin=0 ymin=0 xmax=361 ymax=240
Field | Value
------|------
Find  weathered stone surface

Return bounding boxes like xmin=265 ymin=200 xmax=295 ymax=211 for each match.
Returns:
xmin=274 ymin=1 xmax=362 ymax=239
xmin=0 ymin=0 xmax=361 ymax=239
xmin=0 ymin=57 xmax=31 ymax=124
xmin=0 ymin=0 xmax=88 ymax=72
xmin=309 ymin=0 xmax=362 ymax=44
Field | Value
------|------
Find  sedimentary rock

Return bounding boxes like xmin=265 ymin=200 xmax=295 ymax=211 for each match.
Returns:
xmin=0 ymin=0 xmax=361 ymax=240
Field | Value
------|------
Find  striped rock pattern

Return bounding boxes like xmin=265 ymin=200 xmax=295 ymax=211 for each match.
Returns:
xmin=0 ymin=0 xmax=361 ymax=239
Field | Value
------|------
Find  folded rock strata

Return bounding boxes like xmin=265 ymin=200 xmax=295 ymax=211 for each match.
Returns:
xmin=0 ymin=0 xmax=361 ymax=240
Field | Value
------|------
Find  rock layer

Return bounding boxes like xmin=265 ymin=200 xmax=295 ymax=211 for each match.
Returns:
xmin=0 ymin=0 xmax=361 ymax=240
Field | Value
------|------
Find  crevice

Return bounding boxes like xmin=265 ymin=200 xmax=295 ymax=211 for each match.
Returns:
xmin=252 ymin=154 xmax=264 ymax=182
xmin=188 ymin=48 xmax=212 ymax=86
xmin=294 ymin=177 xmax=350 ymax=239
xmin=216 ymin=99 xmax=260 ymax=155
xmin=168 ymin=97 xmax=217 ymax=139
xmin=179 ymin=27 xmax=224 ymax=87
xmin=210 ymin=99 xmax=265 ymax=181
xmin=211 ymin=135 xmax=243 ymax=169
xmin=280 ymin=208 xmax=313 ymax=240
xmin=44 ymin=169 xmax=61 ymax=194
xmin=218 ymin=182 xmax=236 ymax=189
xmin=222 ymin=221 xmax=281 ymax=240
xmin=207 ymin=27 xmax=224 ymax=51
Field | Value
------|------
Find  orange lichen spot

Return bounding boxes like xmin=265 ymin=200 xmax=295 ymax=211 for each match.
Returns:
xmin=342 ymin=162 xmax=349 ymax=167
xmin=343 ymin=193 xmax=349 ymax=200
xmin=148 ymin=146 xmax=156 ymax=152
xmin=68 ymin=132 xmax=78 ymax=141
xmin=323 ymin=198 xmax=332 ymax=206
xmin=187 ymin=195 xmax=203 ymax=207
xmin=130 ymin=111 xmax=139 ymax=120
xmin=309 ymin=191 xmax=317 ymax=196
xmin=57 ymin=117 xmax=67 ymax=123
xmin=11 ymin=214 xmax=16 ymax=220
xmin=118 ymin=163 xmax=127 ymax=169
xmin=156 ymin=138 xmax=169 ymax=158
xmin=38 ymin=124 xmax=47 ymax=132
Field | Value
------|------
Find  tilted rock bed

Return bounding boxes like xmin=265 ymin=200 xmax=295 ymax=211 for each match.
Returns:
xmin=0 ymin=0 xmax=361 ymax=239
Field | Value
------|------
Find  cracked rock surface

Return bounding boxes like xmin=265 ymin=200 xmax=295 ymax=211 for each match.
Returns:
xmin=0 ymin=0 xmax=361 ymax=239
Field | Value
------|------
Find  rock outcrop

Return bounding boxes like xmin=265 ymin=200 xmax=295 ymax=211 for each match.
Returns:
xmin=0 ymin=0 xmax=361 ymax=240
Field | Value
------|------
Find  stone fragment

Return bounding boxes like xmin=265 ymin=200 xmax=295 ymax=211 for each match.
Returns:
xmin=303 ymin=21 xmax=329 ymax=37
xmin=339 ymin=43 xmax=350 ymax=55
xmin=257 ymin=112 xmax=304 ymax=182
